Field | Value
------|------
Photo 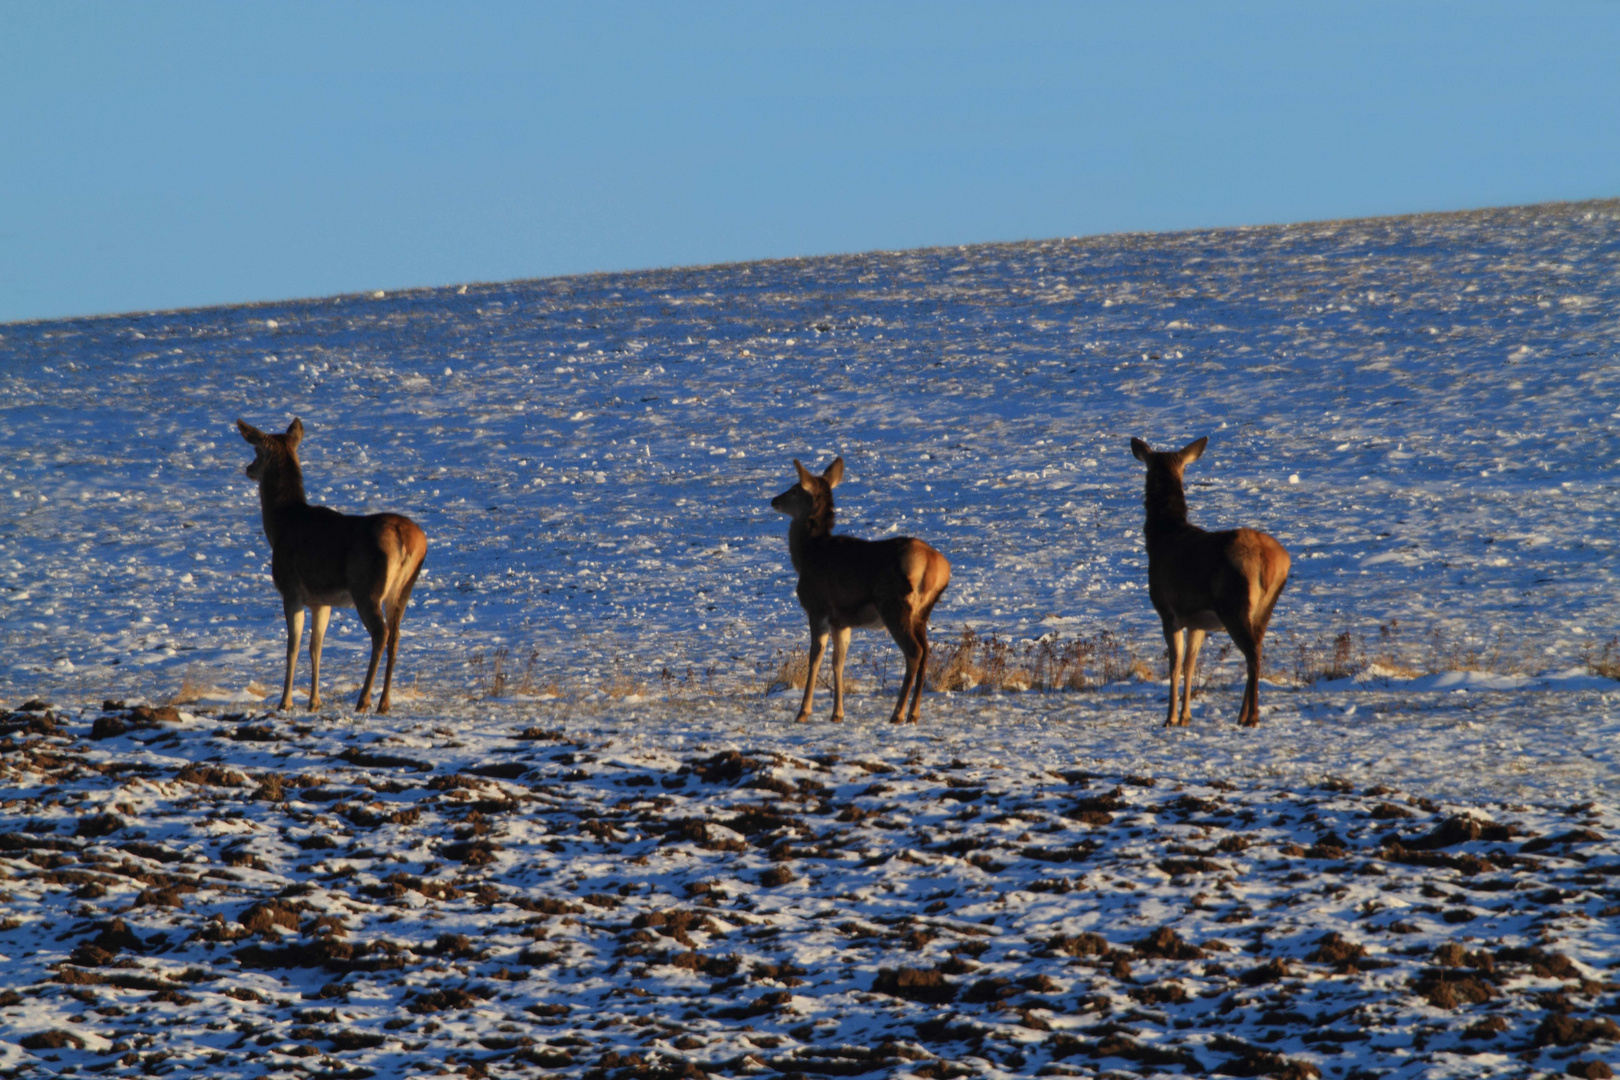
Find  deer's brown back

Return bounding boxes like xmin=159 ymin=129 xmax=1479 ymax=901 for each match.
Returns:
xmin=269 ymin=506 xmax=418 ymax=603
xmin=1148 ymin=525 xmax=1283 ymax=614
xmin=798 ymin=535 xmax=937 ymax=624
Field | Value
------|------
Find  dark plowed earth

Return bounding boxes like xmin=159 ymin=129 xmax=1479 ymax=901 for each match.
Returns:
xmin=0 ymin=700 xmax=1616 ymax=1078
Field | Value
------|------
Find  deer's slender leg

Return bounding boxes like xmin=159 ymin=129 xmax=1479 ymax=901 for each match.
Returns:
xmin=883 ymin=604 xmax=923 ymax=725
xmin=1246 ymin=588 xmax=1281 ymax=727
xmin=376 ymin=605 xmax=399 ymax=716
xmin=1162 ymin=623 xmax=1185 ymax=728
xmin=280 ymin=603 xmax=304 ymax=711
xmin=379 ymin=600 xmax=403 ymax=716
xmin=307 ymin=605 xmax=331 ymax=711
xmin=907 ymin=616 xmax=931 ymax=721
xmin=1241 ymin=641 xmax=1264 ymax=727
xmin=353 ymin=595 xmax=387 ymax=713
xmin=796 ymin=622 xmax=829 ymax=722
xmin=1179 ymin=627 xmax=1207 ymax=725
xmin=378 ymin=552 xmax=424 ymax=716
xmin=1225 ymin=616 xmax=1261 ymax=727
xmin=907 ymin=579 xmax=947 ymax=723
xmin=829 ymin=626 xmax=851 ymax=722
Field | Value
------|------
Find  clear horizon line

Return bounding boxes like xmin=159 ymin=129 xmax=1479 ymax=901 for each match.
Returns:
xmin=6 ymin=193 xmax=1616 ymax=331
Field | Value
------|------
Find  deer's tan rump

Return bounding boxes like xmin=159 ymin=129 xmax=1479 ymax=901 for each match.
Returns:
xmin=1148 ymin=526 xmax=1289 ymax=633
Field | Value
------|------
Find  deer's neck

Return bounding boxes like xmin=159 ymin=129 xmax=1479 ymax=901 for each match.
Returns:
xmin=1142 ymin=476 xmax=1191 ymax=542
xmin=787 ymin=506 xmax=835 ymax=573
xmin=257 ymin=462 xmax=310 ymax=542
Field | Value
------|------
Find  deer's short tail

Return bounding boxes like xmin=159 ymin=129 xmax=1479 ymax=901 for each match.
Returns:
xmin=1254 ymin=538 xmax=1290 ymax=637
xmin=376 ymin=515 xmax=428 ymax=614
xmin=899 ymin=539 xmax=950 ymax=609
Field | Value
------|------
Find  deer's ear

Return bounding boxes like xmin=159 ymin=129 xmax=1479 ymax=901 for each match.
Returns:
xmin=1179 ymin=436 xmax=1208 ymax=464
xmin=1130 ymin=438 xmax=1152 ymax=462
xmin=286 ymin=418 xmax=305 ymax=449
xmin=238 ymin=419 xmax=266 ymax=445
xmin=794 ymin=459 xmax=815 ymax=487
xmin=822 ymin=456 xmax=845 ymax=488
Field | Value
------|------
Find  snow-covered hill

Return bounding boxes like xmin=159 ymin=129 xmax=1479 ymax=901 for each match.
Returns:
xmin=4 ymin=200 xmax=1619 ymax=709
xmin=1 ymin=201 xmax=1618 ymax=1078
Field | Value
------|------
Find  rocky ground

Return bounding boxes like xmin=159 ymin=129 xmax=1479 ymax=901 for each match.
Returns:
xmin=1 ymin=697 xmax=1616 ymax=1079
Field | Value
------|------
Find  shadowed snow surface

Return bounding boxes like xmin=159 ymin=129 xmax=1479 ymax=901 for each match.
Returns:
xmin=0 ymin=701 xmax=1616 ymax=1079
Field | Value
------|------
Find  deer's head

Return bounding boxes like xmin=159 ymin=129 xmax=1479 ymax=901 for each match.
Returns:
xmin=1131 ymin=436 xmax=1208 ymax=518
xmin=1131 ymin=436 xmax=1207 ymax=482
xmin=238 ymin=418 xmax=305 ymax=481
xmin=772 ymin=457 xmax=844 ymax=528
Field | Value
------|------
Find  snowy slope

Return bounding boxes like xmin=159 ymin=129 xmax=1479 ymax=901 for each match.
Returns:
xmin=1 ymin=200 xmax=1618 ymax=1078
xmin=2 ymin=200 xmax=1618 ymax=710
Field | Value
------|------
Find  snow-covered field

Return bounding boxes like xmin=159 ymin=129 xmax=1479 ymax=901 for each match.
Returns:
xmin=1 ymin=200 xmax=1617 ymax=1078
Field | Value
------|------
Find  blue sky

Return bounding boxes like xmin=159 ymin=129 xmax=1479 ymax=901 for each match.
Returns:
xmin=3 ymin=1 xmax=1618 ymax=324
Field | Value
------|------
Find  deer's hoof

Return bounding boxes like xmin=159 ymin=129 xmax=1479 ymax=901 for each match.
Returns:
xmin=829 ymin=713 xmax=844 ymax=723
xmin=354 ymin=698 xmax=372 ymax=714
xmin=377 ymin=702 xmax=391 ymax=716
xmin=794 ymin=712 xmax=813 ymax=723
xmin=277 ymin=699 xmax=293 ymax=712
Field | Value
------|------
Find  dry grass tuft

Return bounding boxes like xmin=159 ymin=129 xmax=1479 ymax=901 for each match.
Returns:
xmin=1288 ymin=629 xmax=1372 ymax=685
xmin=1583 ymin=637 xmax=1620 ymax=681
xmin=168 ymin=668 xmax=212 ymax=706
xmin=925 ymin=627 xmax=1145 ymax=694
xmin=467 ymin=647 xmax=504 ymax=699
xmin=604 ymin=659 xmax=650 ymax=699
xmin=468 ymin=646 xmax=550 ymax=699
xmin=1284 ymin=620 xmax=1540 ymax=686
xmin=767 ymin=628 xmax=1147 ymax=698
xmin=766 ymin=649 xmax=809 ymax=694
xmin=660 ymin=663 xmax=725 ymax=697
xmin=762 ymin=650 xmax=856 ymax=696
xmin=472 ymin=620 xmax=1588 ymax=705
xmin=1421 ymin=626 xmax=1532 ymax=677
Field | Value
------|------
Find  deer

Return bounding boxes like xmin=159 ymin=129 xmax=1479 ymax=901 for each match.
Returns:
xmin=237 ymin=418 xmax=427 ymax=715
xmin=771 ymin=457 xmax=951 ymax=724
xmin=1131 ymin=436 xmax=1290 ymax=728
